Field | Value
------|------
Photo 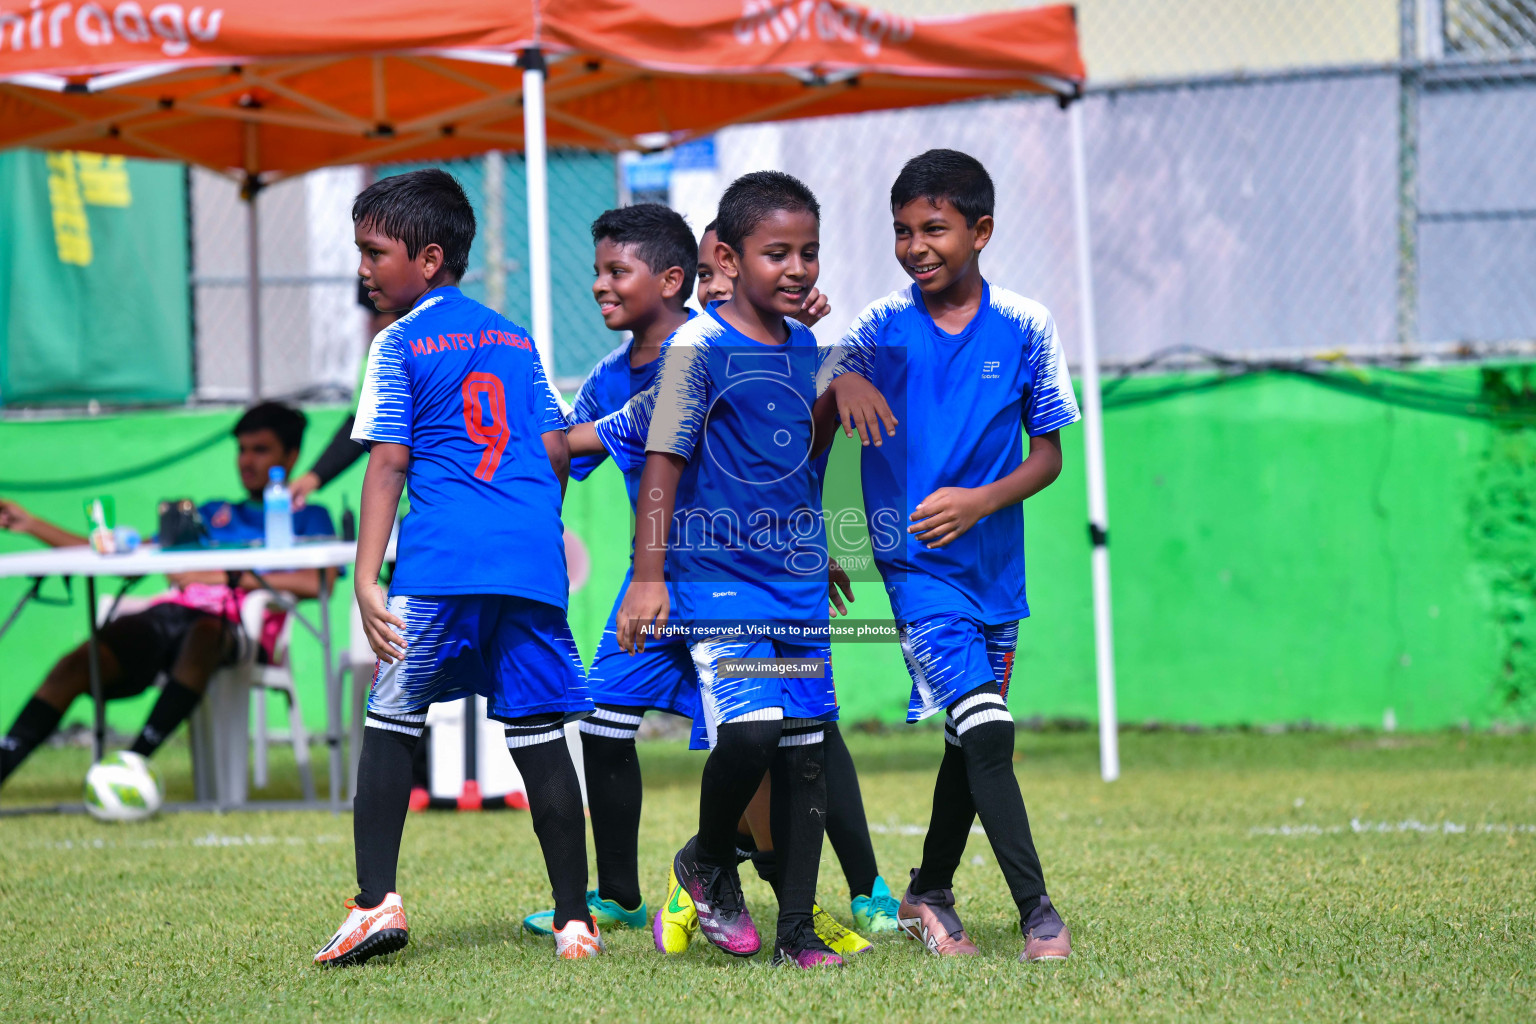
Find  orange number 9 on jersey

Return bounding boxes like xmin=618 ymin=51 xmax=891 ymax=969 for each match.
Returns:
xmin=461 ymin=371 xmax=510 ymax=481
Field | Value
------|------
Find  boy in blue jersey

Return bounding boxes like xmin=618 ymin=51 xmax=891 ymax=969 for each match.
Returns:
xmin=564 ymin=220 xmax=891 ymax=958
xmin=821 ymin=149 xmax=1078 ymax=963
xmin=519 ymin=203 xmax=699 ymax=938
xmin=615 ymin=171 xmax=845 ymax=969
xmin=314 ymin=170 xmax=598 ymax=967
xmin=0 ymin=403 xmax=335 ymax=786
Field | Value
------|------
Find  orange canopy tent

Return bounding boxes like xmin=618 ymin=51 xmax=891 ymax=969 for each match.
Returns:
xmin=0 ymin=1 xmax=1082 ymax=173
xmin=0 ymin=0 xmax=1083 ymax=371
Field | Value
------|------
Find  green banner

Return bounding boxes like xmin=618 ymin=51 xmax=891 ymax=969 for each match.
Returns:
xmin=0 ymin=150 xmax=190 ymax=406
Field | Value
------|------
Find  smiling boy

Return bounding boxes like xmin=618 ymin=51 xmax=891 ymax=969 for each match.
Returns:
xmin=821 ymin=149 xmax=1079 ymax=963
xmin=616 ymin=171 xmax=845 ymax=968
xmin=520 ymin=203 xmax=700 ymax=939
xmin=561 ymin=212 xmax=886 ymax=957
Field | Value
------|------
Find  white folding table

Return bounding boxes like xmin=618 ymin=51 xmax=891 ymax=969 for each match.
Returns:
xmin=0 ymin=540 xmax=364 ymax=812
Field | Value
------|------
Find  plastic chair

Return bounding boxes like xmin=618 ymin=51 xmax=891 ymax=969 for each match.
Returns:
xmin=241 ymin=589 xmax=316 ymax=801
xmin=97 ymin=590 xmax=315 ymax=807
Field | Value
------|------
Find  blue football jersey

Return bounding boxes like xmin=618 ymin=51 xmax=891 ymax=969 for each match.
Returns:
xmin=567 ymin=311 xmax=695 ymax=510
xmin=600 ymin=305 xmax=829 ymax=628
xmin=822 ymin=281 xmax=1080 ymax=623
xmin=352 ymin=286 xmax=570 ymax=607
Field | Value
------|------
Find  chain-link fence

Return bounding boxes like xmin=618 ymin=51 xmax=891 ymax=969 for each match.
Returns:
xmin=185 ymin=0 xmax=1536 ymax=402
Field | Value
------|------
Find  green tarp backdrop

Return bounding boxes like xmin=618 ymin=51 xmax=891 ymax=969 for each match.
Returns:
xmin=1 ymin=370 xmax=1530 ymax=743
xmin=0 ymin=150 xmax=190 ymax=406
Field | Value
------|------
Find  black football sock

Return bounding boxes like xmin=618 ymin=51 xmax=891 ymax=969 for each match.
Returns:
xmin=578 ymin=707 xmax=645 ymax=910
xmin=769 ymin=720 xmax=828 ymax=944
xmin=507 ymin=718 xmax=593 ymax=932
xmin=735 ymin=829 xmax=758 ymax=863
xmin=129 ymin=680 xmax=203 ymax=757
xmin=751 ymin=848 xmax=781 ymax=899
xmin=950 ymin=684 xmax=1047 ymax=921
xmin=409 ymin=727 xmax=430 ymax=789
xmin=353 ymin=726 xmax=420 ymax=909
xmin=821 ymin=723 xmax=880 ymax=900
xmin=1 ymin=698 xmax=64 ymax=783
xmin=696 ymin=716 xmax=782 ymax=867
xmin=911 ymin=726 xmax=977 ymax=895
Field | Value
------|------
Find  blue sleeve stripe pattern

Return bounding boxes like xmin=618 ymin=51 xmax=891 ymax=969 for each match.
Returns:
xmin=352 ymin=296 xmax=442 ymax=448
xmin=594 ymin=386 xmax=655 ymax=473
xmin=992 ymin=288 xmax=1081 ymax=437
xmin=528 ymin=340 xmax=570 ymax=434
xmin=817 ymin=288 xmax=910 ymax=394
xmin=645 ymin=315 xmax=723 ymax=459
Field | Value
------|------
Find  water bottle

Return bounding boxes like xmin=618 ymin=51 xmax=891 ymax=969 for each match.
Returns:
xmin=264 ymin=466 xmax=294 ymax=549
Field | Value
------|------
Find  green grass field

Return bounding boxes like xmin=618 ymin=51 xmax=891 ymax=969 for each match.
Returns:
xmin=2 ymin=728 xmax=1533 ymax=1022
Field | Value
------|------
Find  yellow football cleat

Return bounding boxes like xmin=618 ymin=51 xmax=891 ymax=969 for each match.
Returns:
xmin=653 ymin=864 xmax=700 ymax=954
xmin=811 ymin=903 xmax=873 ymax=956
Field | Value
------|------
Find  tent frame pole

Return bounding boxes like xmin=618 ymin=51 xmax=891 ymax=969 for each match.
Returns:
xmin=485 ymin=150 xmax=506 ymax=313
xmin=1069 ymin=100 xmax=1120 ymax=783
xmin=243 ymin=180 xmax=263 ymax=401
xmin=520 ymin=49 xmax=554 ymax=376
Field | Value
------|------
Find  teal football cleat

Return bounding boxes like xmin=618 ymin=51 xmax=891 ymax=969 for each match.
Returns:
xmin=523 ymin=890 xmax=647 ymax=937
xmin=851 ymin=875 xmax=902 ymax=934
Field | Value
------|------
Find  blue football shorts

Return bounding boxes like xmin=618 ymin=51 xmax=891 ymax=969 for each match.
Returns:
xmin=688 ymin=632 xmax=838 ymax=750
xmin=898 ymin=615 xmax=1019 ymax=723
xmin=583 ymin=573 xmax=698 ymax=720
xmin=366 ymin=593 xmax=592 ymax=737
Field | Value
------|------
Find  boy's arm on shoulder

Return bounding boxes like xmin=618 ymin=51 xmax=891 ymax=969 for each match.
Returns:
xmin=568 ymin=377 xmax=656 ymax=464
xmin=567 ymin=421 xmax=606 ymax=458
xmin=817 ymin=371 xmax=898 ymax=450
xmin=813 ymin=298 xmax=900 ymax=448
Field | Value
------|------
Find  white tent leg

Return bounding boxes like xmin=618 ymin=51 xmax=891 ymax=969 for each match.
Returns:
xmin=485 ymin=150 xmax=506 ymax=314
xmin=245 ymin=189 xmax=262 ymax=400
xmin=521 ymin=51 xmax=554 ymax=376
xmin=1070 ymin=100 xmax=1120 ymax=783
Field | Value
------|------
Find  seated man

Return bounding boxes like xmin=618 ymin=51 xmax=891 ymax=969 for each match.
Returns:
xmin=0 ymin=402 xmax=336 ymax=786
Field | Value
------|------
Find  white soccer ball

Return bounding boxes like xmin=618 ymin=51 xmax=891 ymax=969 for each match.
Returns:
xmin=83 ymin=751 xmax=163 ymax=822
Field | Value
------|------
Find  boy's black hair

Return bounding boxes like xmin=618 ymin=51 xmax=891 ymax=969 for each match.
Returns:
xmin=352 ymin=169 xmax=476 ymax=281
xmin=714 ymin=171 xmax=819 ymax=253
xmin=590 ymin=204 xmax=698 ymax=299
xmin=234 ymin=401 xmax=307 ymax=454
xmin=890 ymin=148 xmax=995 ymax=227
xmin=701 ymin=218 xmax=718 ymax=236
